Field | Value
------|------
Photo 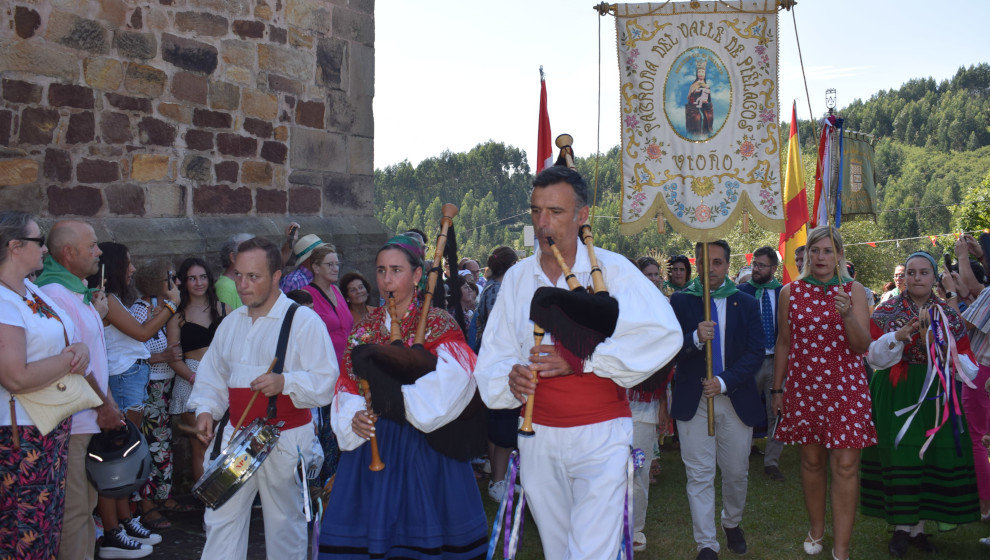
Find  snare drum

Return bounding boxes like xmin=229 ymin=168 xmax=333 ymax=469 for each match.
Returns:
xmin=192 ymin=418 xmax=284 ymax=509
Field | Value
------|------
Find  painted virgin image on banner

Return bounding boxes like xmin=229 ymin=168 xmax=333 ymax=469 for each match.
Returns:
xmin=666 ymin=47 xmax=731 ymax=141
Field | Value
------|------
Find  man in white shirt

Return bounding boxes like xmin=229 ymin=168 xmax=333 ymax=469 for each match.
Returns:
xmin=191 ymin=237 xmax=338 ymax=560
xmin=474 ymin=166 xmax=682 ymax=560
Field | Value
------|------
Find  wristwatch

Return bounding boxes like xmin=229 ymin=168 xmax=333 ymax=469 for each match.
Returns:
xmin=945 ymin=291 xmax=957 ymax=300
xmin=770 ymin=388 xmax=784 ymax=395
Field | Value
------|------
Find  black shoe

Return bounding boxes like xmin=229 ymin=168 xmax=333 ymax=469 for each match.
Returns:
xmin=909 ymin=533 xmax=937 ymax=553
xmin=888 ymin=530 xmax=910 ymax=558
xmin=696 ymin=547 xmax=718 ymax=560
xmin=763 ymin=465 xmax=786 ymax=481
xmin=723 ymin=525 xmax=747 ymax=554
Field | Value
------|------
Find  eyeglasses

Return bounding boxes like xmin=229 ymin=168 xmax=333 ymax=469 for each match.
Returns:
xmin=18 ymin=237 xmax=45 ymax=246
xmin=320 ymin=262 xmax=342 ymax=269
xmin=893 ymin=274 xmax=905 ymax=279
xmin=751 ymin=262 xmax=776 ymax=270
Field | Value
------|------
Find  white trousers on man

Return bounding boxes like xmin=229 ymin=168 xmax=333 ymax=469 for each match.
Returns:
xmin=518 ymin=417 xmax=632 ymax=560
xmin=200 ymin=422 xmax=316 ymax=560
xmin=677 ymin=394 xmax=752 ymax=553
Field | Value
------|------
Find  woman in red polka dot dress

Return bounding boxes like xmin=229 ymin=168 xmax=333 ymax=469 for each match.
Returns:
xmin=771 ymin=226 xmax=876 ymax=560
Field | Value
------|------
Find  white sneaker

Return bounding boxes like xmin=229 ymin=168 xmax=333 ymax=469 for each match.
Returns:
xmin=122 ymin=517 xmax=162 ymax=545
xmin=633 ymin=531 xmax=647 ymax=552
xmin=99 ymin=527 xmax=152 ymax=559
xmin=488 ymin=479 xmax=507 ymax=502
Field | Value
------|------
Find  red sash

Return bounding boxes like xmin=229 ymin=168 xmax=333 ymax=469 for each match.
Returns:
xmin=530 ymin=373 xmax=630 ymax=428
xmin=228 ymin=387 xmax=311 ymax=430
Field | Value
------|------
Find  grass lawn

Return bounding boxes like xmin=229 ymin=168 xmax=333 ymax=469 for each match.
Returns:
xmin=479 ymin=440 xmax=990 ymax=559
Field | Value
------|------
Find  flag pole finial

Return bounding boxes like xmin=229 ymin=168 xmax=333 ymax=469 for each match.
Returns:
xmin=540 ymin=66 xmax=545 ymax=81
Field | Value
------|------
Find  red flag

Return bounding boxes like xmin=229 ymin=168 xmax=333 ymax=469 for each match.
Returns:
xmin=778 ymin=101 xmax=808 ymax=283
xmin=929 ymin=236 xmax=938 ymax=246
xmin=745 ymin=253 xmax=753 ymax=265
xmin=536 ymin=67 xmax=552 ymax=173
xmin=688 ymin=257 xmax=696 ymax=265
xmin=867 ymin=242 xmax=876 ymax=247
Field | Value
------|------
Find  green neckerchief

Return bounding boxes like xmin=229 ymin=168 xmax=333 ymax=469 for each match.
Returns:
xmin=802 ymin=274 xmax=854 ymax=287
xmin=680 ymin=277 xmax=738 ymax=299
xmin=747 ymin=278 xmax=783 ymax=300
xmin=662 ymin=280 xmax=686 ymax=294
xmin=35 ymin=254 xmax=96 ymax=304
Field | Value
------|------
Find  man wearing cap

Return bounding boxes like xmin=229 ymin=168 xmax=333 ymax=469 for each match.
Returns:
xmin=280 ymin=233 xmax=326 ymax=293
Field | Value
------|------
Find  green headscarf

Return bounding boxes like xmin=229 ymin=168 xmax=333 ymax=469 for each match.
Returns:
xmin=747 ymin=278 xmax=783 ymax=300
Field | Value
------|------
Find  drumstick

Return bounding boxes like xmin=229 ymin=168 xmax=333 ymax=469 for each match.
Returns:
xmin=99 ymin=264 xmax=105 ymax=291
xmin=233 ymin=357 xmax=279 ymax=431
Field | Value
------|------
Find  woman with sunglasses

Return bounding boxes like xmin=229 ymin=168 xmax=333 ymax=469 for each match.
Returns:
xmin=0 ymin=211 xmax=90 ymax=559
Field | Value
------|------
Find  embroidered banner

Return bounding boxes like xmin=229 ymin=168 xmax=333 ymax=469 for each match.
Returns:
xmin=615 ymin=1 xmax=784 ymax=239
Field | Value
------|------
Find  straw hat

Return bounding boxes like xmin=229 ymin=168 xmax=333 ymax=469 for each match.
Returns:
xmin=293 ymin=234 xmax=326 ymax=263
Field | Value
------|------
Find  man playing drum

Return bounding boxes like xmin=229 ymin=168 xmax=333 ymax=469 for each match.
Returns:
xmin=189 ymin=237 xmax=338 ymax=560
xmin=474 ymin=166 xmax=682 ymax=559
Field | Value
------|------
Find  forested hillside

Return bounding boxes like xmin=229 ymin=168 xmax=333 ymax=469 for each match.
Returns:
xmin=373 ymin=65 xmax=990 ymax=291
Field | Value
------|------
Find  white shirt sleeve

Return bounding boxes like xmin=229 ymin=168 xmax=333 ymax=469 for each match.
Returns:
xmin=331 ymin=390 xmax=369 ymax=452
xmin=401 ymin=341 xmax=477 ymax=433
xmin=474 ymin=269 xmax=529 ymax=410
xmin=866 ymin=331 xmax=904 ymax=370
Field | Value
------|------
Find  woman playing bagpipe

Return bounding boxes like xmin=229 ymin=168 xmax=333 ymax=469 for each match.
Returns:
xmin=318 ymin=227 xmax=488 ymax=560
xmin=861 ymin=251 xmax=981 ymax=556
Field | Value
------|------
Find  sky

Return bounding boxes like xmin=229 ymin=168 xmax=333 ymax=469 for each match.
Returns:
xmin=373 ymin=0 xmax=990 ymax=169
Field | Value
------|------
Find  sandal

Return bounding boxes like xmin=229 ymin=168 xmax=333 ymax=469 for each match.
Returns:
xmin=160 ymin=499 xmax=197 ymax=513
xmin=804 ymin=531 xmax=824 ymax=555
xmin=140 ymin=507 xmax=171 ymax=530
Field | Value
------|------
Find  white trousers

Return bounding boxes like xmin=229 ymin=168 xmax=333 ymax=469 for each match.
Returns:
xmin=632 ymin=420 xmax=658 ymax=533
xmin=518 ymin=417 xmax=632 ymax=560
xmin=200 ymin=422 xmax=317 ymax=560
xmin=676 ymin=394 xmax=752 ymax=552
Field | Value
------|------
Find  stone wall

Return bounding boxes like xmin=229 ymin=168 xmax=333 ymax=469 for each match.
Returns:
xmin=0 ymin=0 xmax=384 ymax=275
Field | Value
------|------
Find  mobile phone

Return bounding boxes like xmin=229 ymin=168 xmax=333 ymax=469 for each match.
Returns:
xmin=944 ymin=253 xmax=953 ymax=271
xmin=167 ymin=271 xmax=174 ymax=291
xmin=288 ymin=225 xmax=299 ymax=237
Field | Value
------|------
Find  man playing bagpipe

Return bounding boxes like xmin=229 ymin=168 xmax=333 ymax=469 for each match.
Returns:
xmin=475 ymin=165 xmax=682 ymax=559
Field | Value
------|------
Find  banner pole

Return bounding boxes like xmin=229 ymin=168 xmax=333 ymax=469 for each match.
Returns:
xmin=702 ymin=242 xmax=715 ymax=436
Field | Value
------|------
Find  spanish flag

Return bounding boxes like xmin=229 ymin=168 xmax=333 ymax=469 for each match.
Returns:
xmin=536 ymin=66 xmax=553 ymax=173
xmin=778 ymin=101 xmax=808 ymax=283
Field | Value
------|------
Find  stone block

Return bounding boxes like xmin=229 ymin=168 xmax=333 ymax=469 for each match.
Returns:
xmin=269 ymin=26 xmax=287 ymax=44
xmin=77 ymin=158 xmax=120 ymax=183
xmin=19 ymin=107 xmax=60 ymax=145
xmin=106 ymin=183 xmax=145 ymax=215
xmin=209 ymin=82 xmax=240 ymax=110
xmin=290 ymin=128 xmax=346 ymax=173
xmin=221 ymin=39 xmax=255 ymax=67
xmin=114 ymin=30 xmax=157 ymax=60
xmin=44 ymin=149 xmax=72 ymax=182
xmin=193 ymin=185 xmax=252 ymax=214
xmin=187 ymin=0 xmax=250 ymax=16
xmin=260 ymin=141 xmax=288 ymax=164
xmin=286 ymin=0 xmax=332 ymax=35
xmin=145 ymin=184 xmax=185 ymax=217
xmin=130 ymin=7 xmax=143 ymax=29
xmin=267 ymin=74 xmax=302 ymax=95
xmin=241 ymin=161 xmax=272 ymax=185
xmin=349 ymin=42 xmax=374 ymax=97
xmin=233 ymin=20 xmax=266 ymax=39
xmin=67 ymin=112 xmax=96 ymax=144
xmin=47 ymin=12 xmax=109 ymax=54
xmin=99 ymin=0 xmax=129 ymax=27
xmin=321 ymin=173 xmax=369 ymax=212
xmin=348 ymin=0 xmax=374 ymax=15
xmin=0 ymin=111 xmax=10 ymax=146
xmin=131 ymin=154 xmax=169 ymax=181
xmin=14 ymin=6 xmax=42 ymax=39
xmin=48 ymin=185 xmax=103 ymax=216
xmin=242 ymin=90 xmax=278 ymax=120
xmin=243 ymin=118 xmax=273 ymax=138
xmin=171 ymin=71 xmax=208 ymax=105
xmin=105 ymin=92 xmax=152 ymax=112
xmin=226 ymin=66 xmax=253 ymax=85
xmin=256 ymin=189 xmax=286 ymax=213
xmin=3 ymin=79 xmax=42 ymax=104
xmin=350 ymin=94 xmax=373 ymax=137
xmin=100 ymin=112 xmax=133 ymax=144
xmin=182 ymin=155 xmax=212 ymax=182
xmin=193 ymin=109 xmax=232 ymax=129
xmin=255 ymin=1 xmax=274 ymax=20
xmin=348 ymin=135 xmax=373 ymax=176
xmin=49 ymin=84 xmax=95 ymax=109
xmin=84 ymin=58 xmax=124 ymax=91
xmin=175 ymin=11 xmax=229 ymax=37
xmin=258 ymin=43 xmax=312 ymax=81
xmin=0 ymin=185 xmax=43 ymax=213
xmin=288 ymin=186 xmax=321 ymax=214
xmin=0 ymin=39 xmax=79 ymax=82
xmin=162 ymin=33 xmax=219 ymax=74
xmin=215 ymin=161 xmax=238 ymax=183
xmin=137 ymin=117 xmax=177 ymax=146
xmin=216 ymin=133 xmax=257 ymax=157
xmin=274 ymin=125 xmax=288 ymax=141
xmin=185 ymin=129 xmax=214 ymax=151
xmin=0 ymin=159 xmax=39 ymax=187
xmin=296 ymin=100 xmax=325 ymax=129
xmin=157 ymin=102 xmax=191 ymax=124
xmin=333 ymin=7 xmax=374 ymax=45
xmin=316 ymin=37 xmax=346 ymax=90
xmin=288 ymin=28 xmax=313 ymax=49
xmin=124 ymin=64 xmax=167 ymax=97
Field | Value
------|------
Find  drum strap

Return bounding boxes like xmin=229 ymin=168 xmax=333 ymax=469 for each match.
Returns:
xmin=267 ymin=303 xmax=300 ymax=419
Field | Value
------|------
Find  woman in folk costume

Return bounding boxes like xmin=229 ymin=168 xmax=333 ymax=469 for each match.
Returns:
xmin=861 ymin=250 xmax=980 ymax=557
xmin=319 ymin=234 xmax=487 ymax=560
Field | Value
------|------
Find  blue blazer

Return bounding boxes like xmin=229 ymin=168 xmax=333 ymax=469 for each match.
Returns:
xmin=669 ymin=289 xmax=765 ymax=426
xmin=737 ymin=282 xmax=783 ymax=346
